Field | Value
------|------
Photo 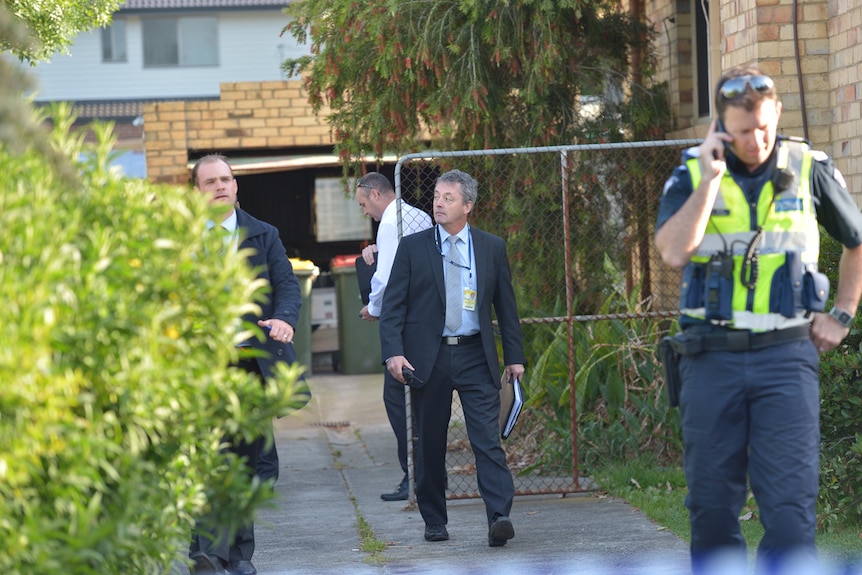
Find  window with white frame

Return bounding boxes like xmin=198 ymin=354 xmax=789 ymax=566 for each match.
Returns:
xmin=101 ymin=20 xmax=127 ymax=62
xmin=142 ymin=16 xmax=218 ymax=67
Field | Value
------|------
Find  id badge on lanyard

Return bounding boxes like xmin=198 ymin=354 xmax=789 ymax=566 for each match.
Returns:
xmin=463 ymin=286 xmax=476 ymax=311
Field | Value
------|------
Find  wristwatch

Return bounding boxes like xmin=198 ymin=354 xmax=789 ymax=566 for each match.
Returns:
xmin=828 ymin=306 xmax=854 ymax=328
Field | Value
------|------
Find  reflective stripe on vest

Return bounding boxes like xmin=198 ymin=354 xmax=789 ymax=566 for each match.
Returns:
xmin=680 ymin=139 xmax=819 ymax=331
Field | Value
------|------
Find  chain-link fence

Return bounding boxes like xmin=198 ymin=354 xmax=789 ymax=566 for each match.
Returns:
xmin=392 ymin=140 xmax=700 ymax=499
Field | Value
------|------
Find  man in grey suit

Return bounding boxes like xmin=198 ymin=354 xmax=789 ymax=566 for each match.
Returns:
xmin=379 ymin=169 xmax=525 ymax=546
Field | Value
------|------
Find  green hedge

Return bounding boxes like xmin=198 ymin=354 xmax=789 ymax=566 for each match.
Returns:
xmin=0 ymin=107 xmax=306 ymax=574
xmin=817 ymin=232 xmax=862 ymax=530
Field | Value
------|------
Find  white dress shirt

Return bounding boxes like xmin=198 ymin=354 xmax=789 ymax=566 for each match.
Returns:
xmin=367 ymin=199 xmax=432 ymax=317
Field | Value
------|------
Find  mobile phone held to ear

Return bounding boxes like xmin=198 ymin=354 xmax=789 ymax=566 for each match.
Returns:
xmin=712 ymin=118 xmax=731 ymax=159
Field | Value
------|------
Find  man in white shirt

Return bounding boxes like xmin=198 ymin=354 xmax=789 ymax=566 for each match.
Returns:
xmin=355 ymin=172 xmax=432 ymax=500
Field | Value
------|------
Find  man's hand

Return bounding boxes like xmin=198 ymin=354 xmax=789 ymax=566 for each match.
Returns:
xmin=699 ymin=118 xmax=733 ymax=181
xmin=655 ymin=119 xmax=727 ymax=269
xmin=359 ymin=305 xmax=379 ymax=322
xmin=503 ymin=363 xmax=525 ymax=383
xmin=259 ymin=318 xmax=294 ymax=343
xmin=814 ymin=244 xmax=862 ymax=354
xmin=362 ymin=244 xmax=378 ymax=265
xmin=386 ymin=355 xmax=413 ymax=384
xmin=810 ymin=313 xmax=849 ymax=354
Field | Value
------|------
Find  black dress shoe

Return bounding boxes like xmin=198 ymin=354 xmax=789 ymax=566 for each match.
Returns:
xmin=227 ymin=559 xmax=257 ymax=575
xmin=190 ymin=552 xmax=227 ymax=575
xmin=488 ymin=515 xmax=515 ymax=547
xmin=380 ymin=481 xmax=409 ymax=501
xmin=424 ymin=524 xmax=449 ymax=542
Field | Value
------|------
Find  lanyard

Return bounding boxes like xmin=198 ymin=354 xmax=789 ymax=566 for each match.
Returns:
xmin=436 ymin=226 xmax=473 ymax=280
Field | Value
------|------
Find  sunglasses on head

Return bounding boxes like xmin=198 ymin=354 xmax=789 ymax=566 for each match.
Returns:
xmin=719 ymin=74 xmax=774 ymax=100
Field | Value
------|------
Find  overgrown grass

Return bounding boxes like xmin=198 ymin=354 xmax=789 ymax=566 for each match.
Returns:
xmin=593 ymin=458 xmax=862 ymax=566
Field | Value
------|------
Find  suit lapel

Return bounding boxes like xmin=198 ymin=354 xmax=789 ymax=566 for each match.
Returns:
xmin=424 ymin=230 xmax=446 ymax=303
xmin=235 ymin=209 xmax=258 ymax=249
xmin=472 ymin=229 xmax=488 ymax=310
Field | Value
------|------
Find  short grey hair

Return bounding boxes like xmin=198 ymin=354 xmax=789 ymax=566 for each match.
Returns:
xmin=437 ymin=169 xmax=477 ymax=206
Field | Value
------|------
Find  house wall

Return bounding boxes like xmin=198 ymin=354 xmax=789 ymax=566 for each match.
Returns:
xmin=828 ymin=0 xmax=862 ymax=198
xmin=635 ymin=0 xmax=861 ymax=201
xmin=27 ymin=10 xmax=302 ymax=101
xmin=143 ymin=79 xmax=332 ymax=183
xmin=142 ymin=0 xmax=860 ymax=198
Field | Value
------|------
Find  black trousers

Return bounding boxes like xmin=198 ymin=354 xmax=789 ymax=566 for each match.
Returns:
xmin=190 ymin=357 xmax=266 ymax=564
xmin=383 ymin=369 xmax=412 ymax=485
xmin=413 ymin=339 xmax=514 ymax=526
xmin=256 ymin=435 xmax=279 ymax=483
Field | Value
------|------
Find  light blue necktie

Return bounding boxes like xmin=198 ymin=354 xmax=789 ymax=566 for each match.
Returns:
xmin=445 ymin=236 xmax=463 ymax=332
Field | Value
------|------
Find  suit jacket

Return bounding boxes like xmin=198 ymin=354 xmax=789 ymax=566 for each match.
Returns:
xmin=236 ymin=208 xmax=302 ymax=380
xmin=379 ymin=225 xmax=525 ymax=387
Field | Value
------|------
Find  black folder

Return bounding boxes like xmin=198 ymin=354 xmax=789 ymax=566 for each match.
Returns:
xmin=499 ymin=377 xmax=524 ymax=440
xmin=355 ymin=253 xmax=377 ymax=306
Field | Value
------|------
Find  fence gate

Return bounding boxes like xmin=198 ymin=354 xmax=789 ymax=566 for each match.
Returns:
xmin=392 ymin=140 xmax=699 ymax=499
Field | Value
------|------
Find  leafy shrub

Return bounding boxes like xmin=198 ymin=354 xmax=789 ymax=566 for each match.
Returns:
xmin=817 ymin=232 xmax=862 ymax=530
xmin=520 ymin=263 xmax=682 ymax=477
xmin=0 ymin=105 xmax=306 ymax=574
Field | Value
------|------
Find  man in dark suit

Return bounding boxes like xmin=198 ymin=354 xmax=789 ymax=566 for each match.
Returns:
xmin=189 ymin=155 xmax=302 ymax=575
xmin=379 ymin=169 xmax=525 ymax=547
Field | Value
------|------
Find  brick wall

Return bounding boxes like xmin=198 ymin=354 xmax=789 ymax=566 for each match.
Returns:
xmin=828 ymin=0 xmax=862 ymax=199
xmin=718 ymin=0 xmax=859 ymax=200
xmin=143 ymin=80 xmax=332 ymax=185
xmin=635 ymin=0 xmax=861 ymax=201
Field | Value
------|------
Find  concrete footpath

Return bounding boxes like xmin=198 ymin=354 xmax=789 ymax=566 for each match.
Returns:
xmin=185 ymin=372 xmax=693 ymax=574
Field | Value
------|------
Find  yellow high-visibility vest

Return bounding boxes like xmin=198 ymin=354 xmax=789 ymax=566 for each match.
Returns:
xmin=681 ymin=139 xmax=819 ymax=331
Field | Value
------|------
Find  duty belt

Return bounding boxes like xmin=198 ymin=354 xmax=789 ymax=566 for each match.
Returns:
xmin=670 ymin=324 xmax=811 ymax=355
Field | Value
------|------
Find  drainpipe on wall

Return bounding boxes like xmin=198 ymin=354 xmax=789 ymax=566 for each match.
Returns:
xmin=792 ymin=0 xmax=809 ymax=141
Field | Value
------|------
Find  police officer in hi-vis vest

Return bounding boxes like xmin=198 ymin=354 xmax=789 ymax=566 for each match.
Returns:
xmin=656 ymin=65 xmax=862 ymax=574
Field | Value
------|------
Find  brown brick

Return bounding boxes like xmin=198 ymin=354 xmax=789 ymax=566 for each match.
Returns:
xmin=273 ymin=88 xmax=302 ymax=100
xmin=253 ymin=127 xmax=280 ymax=137
xmin=267 ymin=118 xmax=293 ymax=128
xmin=187 ymin=101 xmax=210 ymax=111
xmin=236 ymin=100 xmax=264 ymax=110
xmin=153 ymin=101 xmax=186 ymax=112
xmin=221 ymin=90 xmax=245 ymax=101
xmin=233 ymin=82 xmax=262 ymax=92
xmin=260 ymin=81 xmax=289 ymax=90
xmin=265 ymin=137 xmax=297 ymax=147
xmin=796 ymin=22 xmax=827 ymax=40
xmin=212 ymin=138 xmax=241 ymax=148
xmin=758 ymin=25 xmax=780 ymax=42
xmin=279 ymin=126 xmax=302 ymax=136
xmin=203 ymin=110 xmax=229 ymax=120
xmin=210 ymin=101 xmax=237 ymax=111
xmin=293 ymin=134 xmax=325 ymax=146
xmin=145 ymin=121 xmax=171 ymax=132
xmin=214 ymin=119 xmax=241 ymax=130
